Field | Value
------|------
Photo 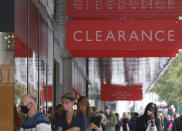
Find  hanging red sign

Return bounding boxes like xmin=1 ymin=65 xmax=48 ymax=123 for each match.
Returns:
xmin=66 ymin=0 xmax=182 ymax=19
xmin=66 ymin=20 xmax=182 ymax=51
xmin=101 ymin=83 xmax=143 ymax=101
xmin=41 ymin=84 xmax=53 ymax=101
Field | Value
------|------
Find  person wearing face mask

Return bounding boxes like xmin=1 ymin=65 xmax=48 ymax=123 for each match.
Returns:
xmin=55 ymin=93 xmax=87 ymax=131
xmin=20 ymin=94 xmax=52 ymax=131
xmin=104 ymin=104 xmax=117 ymax=131
xmin=135 ymin=102 xmax=162 ymax=131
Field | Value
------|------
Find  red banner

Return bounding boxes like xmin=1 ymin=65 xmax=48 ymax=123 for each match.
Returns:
xmin=15 ymin=36 xmax=33 ymax=58
xmin=41 ymin=84 xmax=53 ymax=101
xmin=66 ymin=20 xmax=182 ymax=57
xmin=101 ymin=84 xmax=143 ymax=101
xmin=66 ymin=20 xmax=182 ymax=51
xmin=66 ymin=0 xmax=182 ymax=19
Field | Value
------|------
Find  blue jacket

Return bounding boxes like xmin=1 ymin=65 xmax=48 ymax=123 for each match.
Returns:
xmin=20 ymin=111 xmax=52 ymax=131
xmin=55 ymin=111 xmax=87 ymax=131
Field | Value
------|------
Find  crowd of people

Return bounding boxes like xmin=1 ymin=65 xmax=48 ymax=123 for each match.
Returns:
xmin=14 ymin=93 xmax=182 ymax=131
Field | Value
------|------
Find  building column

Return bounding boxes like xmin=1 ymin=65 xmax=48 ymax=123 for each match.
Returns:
xmin=63 ymin=58 xmax=72 ymax=94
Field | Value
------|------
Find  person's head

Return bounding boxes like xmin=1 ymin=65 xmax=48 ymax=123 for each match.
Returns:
xmin=163 ymin=113 xmax=167 ymax=119
xmin=134 ymin=112 xmax=139 ymax=118
xmin=144 ymin=102 xmax=157 ymax=118
xmin=61 ymin=93 xmax=75 ymax=112
xmin=20 ymin=94 xmax=37 ymax=115
xmin=48 ymin=107 xmax=52 ymax=117
xmin=115 ymin=113 xmax=119 ymax=119
xmin=123 ymin=112 xmax=128 ymax=119
xmin=48 ymin=107 xmax=52 ymax=113
xmin=157 ymin=114 xmax=164 ymax=123
xmin=131 ymin=112 xmax=137 ymax=119
xmin=174 ymin=113 xmax=180 ymax=120
xmin=54 ymin=104 xmax=64 ymax=116
xmin=92 ymin=106 xmax=99 ymax=113
xmin=77 ymin=96 xmax=92 ymax=118
xmin=105 ymin=104 xmax=111 ymax=115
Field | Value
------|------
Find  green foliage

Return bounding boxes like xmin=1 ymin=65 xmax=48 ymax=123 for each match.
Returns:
xmin=14 ymin=81 xmax=25 ymax=104
xmin=14 ymin=82 xmax=38 ymax=104
xmin=152 ymin=53 xmax=182 ymax=106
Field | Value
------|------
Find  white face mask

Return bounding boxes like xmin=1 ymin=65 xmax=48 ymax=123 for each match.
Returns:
xmin=147 ymin=110 xmax=152 ymax=116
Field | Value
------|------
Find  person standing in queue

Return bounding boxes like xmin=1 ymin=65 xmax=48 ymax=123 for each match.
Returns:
xmin=105 ymin=105 xmax=117 ymax=131
xmin=20 ymin=94 xmax=52 ymax=131
xmin=115 ymin=113 xmax=122 ymax=131
xmin=135 ymin=102 xmax=162 ymax=131
xmin=55 ymin=93 xmax=87 ymax=131
xmin=77 ymin=96 xmax=102 ymax=131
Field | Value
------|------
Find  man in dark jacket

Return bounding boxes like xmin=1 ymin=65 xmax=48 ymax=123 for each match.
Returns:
xmin=163 ymin=113 xmax=170 ymax=131
xmin=135 ymin=103 xmax=162 ymax=131
xmin=172 ymin=116 xmax=182 ymax=131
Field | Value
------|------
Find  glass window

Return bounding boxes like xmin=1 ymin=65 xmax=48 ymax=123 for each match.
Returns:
xmin=28 ymin=1 xmax=39 ymax=99
xmin=14 ymin=34 xmax=28 ymax=105
xmin=39 ymin=18 xmax=48 ymax=113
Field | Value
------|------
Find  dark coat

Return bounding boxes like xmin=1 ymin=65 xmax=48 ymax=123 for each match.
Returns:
xmin=135 ymin=115 xmax=162 ymax=131
xmin=172 ymin=116 xmax=182 ymax=131
xmin=164 ymin=118 xmax=170 ymax=131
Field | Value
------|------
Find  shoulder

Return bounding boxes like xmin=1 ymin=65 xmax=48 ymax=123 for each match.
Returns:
xmin=76 ymin=111 xmax=85 ymax=116
xmin=76 ymin=111 xmax=86 ymax=118
xmin=136 ymin=115 xmax=145 ymax=123
xmin=111 ymin=113 xmax=116 ymax=118
xmin=174 ymin=116 xmax=182 ymax=124
xmin=35 ymin=111 xmax=51 ymax=125
xmin=56 ymin=113 xmax=65 ymax=122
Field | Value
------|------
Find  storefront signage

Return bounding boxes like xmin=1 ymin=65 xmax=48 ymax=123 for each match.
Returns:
xmin=66 ymin=20 xmax=182 ymax=57
xmin=0 ymin=65 xmax=14 ymax=87
xmin=101 ymin=83 xmax=143 ymax=101
xmin=66 ymin=0 xmax=182 ymax=19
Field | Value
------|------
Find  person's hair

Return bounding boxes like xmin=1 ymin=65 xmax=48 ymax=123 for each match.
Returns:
xmin=123 ymin=112 xmax=128 ymax=118
xmin=92 ymin=106 xmax=97 ymax=112
xmin=115 ymin=113 xmax=119 ymax=118
xmin=105 ymin=104 xmax=111 ymax=109
xmin=77 ymin=96 xmax=92 ymax=118
xmin=53 ymin=104 xmax=64 ymax=125
xmin=62 ymin=93 xmax=75 ymax=102
xmin=14 ymin=105 xmax=21 ymax=131
xmin=157 ymin=114 xmax=164 ymax=123
xmin=48 ymin=107 xmax=52 ymax=114
xmin=174 ymin=113 xmax=180 ymax=119
xmin=144 ymin=102 xmax=158 ymax=118
xmin=29 ymin=96 xmax=37 ymax=104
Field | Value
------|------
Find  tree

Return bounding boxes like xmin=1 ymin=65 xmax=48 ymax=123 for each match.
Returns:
xmin=152 ymin=52 xmax=182 ymax=106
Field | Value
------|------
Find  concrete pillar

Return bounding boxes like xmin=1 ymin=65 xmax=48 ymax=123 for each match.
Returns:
xmin=55 ymin=61 xmax=61 ymax=106
xmin=63 ymin=58 xmax=72 ymax=94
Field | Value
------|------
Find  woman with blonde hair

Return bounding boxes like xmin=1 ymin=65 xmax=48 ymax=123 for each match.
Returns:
xmin=77 ymin=96 xmax=102 ymax=131
xmin=122 ymin=112 xmax=129 ymax=131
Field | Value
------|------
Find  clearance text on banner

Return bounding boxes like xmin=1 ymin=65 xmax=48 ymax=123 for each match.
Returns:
xmin=66 ymin=20 xmax=182 ymax=57
xmin=101 ymin=84 xmax=143 ymax=101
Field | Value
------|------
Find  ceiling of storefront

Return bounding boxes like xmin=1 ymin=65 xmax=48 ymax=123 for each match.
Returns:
xmin=87 ymin=57 xmax=173 ymax=94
